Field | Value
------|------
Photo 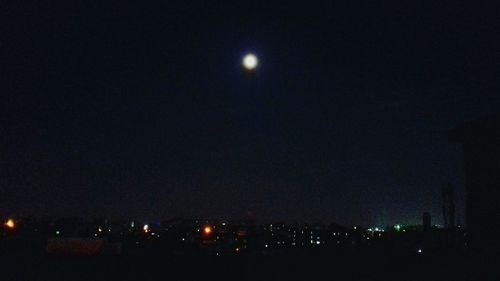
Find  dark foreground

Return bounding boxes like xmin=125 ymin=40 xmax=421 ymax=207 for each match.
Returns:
xmin=2 ymin=251 xmax=499 ymax=281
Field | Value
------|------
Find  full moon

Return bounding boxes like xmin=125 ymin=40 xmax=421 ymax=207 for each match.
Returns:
xmin=242 ymin=53 xmax=258 ymax=70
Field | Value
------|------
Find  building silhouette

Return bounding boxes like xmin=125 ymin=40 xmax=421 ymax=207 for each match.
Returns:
xmin=422 ymin=212 xmax=431 ymax=232
xmin=450 ymin=113 xmax=500 ymax=252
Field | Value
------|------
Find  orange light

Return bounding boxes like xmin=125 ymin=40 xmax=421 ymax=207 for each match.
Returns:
xmin=4 ymin=219 xmax=15 ymax=229
xmin=203 ymin=226 xmax=213 ymax=235
xmin=235 ymin=247 xmax=240 ymax=252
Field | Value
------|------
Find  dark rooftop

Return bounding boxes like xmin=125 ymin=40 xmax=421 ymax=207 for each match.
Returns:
xmin=449 ymin=112 xmax=500 ymax=143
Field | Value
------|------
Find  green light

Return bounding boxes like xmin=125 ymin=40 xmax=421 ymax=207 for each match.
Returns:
xmin=394 ymin=224 xmax=401 ymax=231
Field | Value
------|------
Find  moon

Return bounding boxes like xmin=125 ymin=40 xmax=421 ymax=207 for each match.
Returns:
xmin=242 ymin=53 xmax=258 ymax=70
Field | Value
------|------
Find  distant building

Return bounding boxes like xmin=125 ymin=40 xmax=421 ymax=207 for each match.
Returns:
xmin=46 ymin=237 xmax=121 ymax=255
xmin=449 ymin=113 xmax=500 ymax=251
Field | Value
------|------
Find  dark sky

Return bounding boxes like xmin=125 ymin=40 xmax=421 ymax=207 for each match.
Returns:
xmin=1 ymin=2 xmax=499 ymax=226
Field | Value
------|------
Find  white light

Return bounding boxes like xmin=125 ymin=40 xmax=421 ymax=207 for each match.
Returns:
xmin=242 ymin=53 xmax=258 ymax=70
xmin=264 ymin=244 xmax=268 ymax=248
xmin=316 ymin=241 xmax=321 ymax=245
xmin=417 ymin=249 xmax=422 ymax=253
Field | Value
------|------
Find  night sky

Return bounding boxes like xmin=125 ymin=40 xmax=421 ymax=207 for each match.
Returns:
xmin=1 ymin=2 xmax=499 ymax=226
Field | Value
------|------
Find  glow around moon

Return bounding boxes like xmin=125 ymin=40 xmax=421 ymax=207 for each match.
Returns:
xmin=242 ymin=53 xmax=258 ymax=70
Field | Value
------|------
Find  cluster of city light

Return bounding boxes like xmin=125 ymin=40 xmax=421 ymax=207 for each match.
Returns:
xmin=367 ymin=227 xmax=384 ymax=232
xmin=3 ymin=216 xmax=442 ymax=257
xmin=263 ymin=225 xmax=348 ymax=249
